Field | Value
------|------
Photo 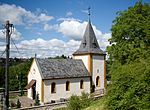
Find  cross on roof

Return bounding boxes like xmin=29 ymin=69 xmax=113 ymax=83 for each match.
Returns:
xmin=88 ymin=7 xmax=91 ymax=20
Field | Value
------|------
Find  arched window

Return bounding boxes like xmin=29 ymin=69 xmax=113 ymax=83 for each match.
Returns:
xmin=51 ymin=82 xmax=56 ymax=93
xmin=96 ymin=76 xmax=100 ymax=87
xmin=80 ymin=80 xmax=84 ymax=89
xmin=66 ymin=81 xmax=70 ymax=91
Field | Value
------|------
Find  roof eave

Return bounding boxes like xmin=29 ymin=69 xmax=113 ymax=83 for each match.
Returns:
xmin=42 ymin=75 xmax=91 ymax=80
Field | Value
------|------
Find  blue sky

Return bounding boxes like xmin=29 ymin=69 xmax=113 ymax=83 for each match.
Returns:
xmin=0 ymin=0 xmax=149 ymax=58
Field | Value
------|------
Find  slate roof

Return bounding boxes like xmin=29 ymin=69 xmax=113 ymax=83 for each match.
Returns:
xmin=73 ymin=20 xmax=105 ymax=55
xmin=36 ymin=58 xmax=90 ymax=79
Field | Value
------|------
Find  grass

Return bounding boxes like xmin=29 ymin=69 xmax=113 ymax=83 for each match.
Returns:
xmin=54 ymin=97 xmax=107 ymax=110
xmin=85 ymin=97 xmax=107 ymax=110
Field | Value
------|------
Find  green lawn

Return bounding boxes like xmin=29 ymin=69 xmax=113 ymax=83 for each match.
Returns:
xmin=85 ymin=97 xmax=107 ymax=110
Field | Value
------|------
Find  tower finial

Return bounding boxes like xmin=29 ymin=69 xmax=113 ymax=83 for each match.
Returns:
xmin=88 ymin=6 xmax=91 ymax=21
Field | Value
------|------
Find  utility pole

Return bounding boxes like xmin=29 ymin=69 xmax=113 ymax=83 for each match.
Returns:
xmin=4 ymin=20 xmax=14 ymax=109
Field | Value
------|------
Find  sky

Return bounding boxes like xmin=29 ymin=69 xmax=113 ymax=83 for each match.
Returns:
xmin=0 ymin=0 xmax=149 ymax=58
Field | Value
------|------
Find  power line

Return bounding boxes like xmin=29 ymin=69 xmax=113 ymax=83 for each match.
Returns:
xmin=0 ymin=49 xmax=6 ymax=57
xmin=11 ymin=38 xmax=20 ymax=54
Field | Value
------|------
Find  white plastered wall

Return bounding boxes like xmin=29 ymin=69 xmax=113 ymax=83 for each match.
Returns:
xmin=27 ymin=59 xmax=42 ymax=101
xmin=92 ymin=55 xmax=104 ymax=90
xmin=74 ymin=55 xmax=89 ymax=71
xmin=43 ymin=77 xmax=90 ymax=103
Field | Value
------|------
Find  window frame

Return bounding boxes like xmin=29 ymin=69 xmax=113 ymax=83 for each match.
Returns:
xmin=80 ymin=80 xmax=84 ymax=89
xmin=51 ymin=82 xmax=56 ymax=93
xmin=96 ymin=76 xmax=100 ymax=87
xmin=66 ymin=81 xmax=70 ymax=91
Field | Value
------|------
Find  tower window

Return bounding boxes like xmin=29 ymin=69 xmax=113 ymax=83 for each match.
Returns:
xmin=66 ymin=81 xmax=70 ymax=91
xmin=80 ymin=80 xmax=84 ymax=89
xmin=97 ymin=69 xmax=99 ymax=73
xmin=51 ymin=82 xmax=56 ymax=93
xmin=96 ymin=76 xmax=100 ymax=87
xmin=93 ymin=43 xmax=97 ymax=48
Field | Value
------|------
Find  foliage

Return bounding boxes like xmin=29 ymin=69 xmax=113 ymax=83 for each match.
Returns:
xmin=106 ymin=57 xmax=150 ymax=110
xmin=80 ymin=92 xmax=91 ymax=108
xmin=68 ymin=92 xmax=91 ymax=110
xmin=68 ymin=95 xmax=81 ymax=110
xmin=16 ymin=99 xmax=21 ymax=108
xmin=105 ymin=1 xmax=150 ymax=110
xmin=107 ymin=1 xmax=150 ymax=64
xmin=0 ymin=58 xmax=32 ymax=91
xmin=34 ymin=93 xmax=40 ymax=106
xmin=9 ymin=59 xmax=32 ymax=91
xmin=0 ymin=66 xmax=5 ymax=88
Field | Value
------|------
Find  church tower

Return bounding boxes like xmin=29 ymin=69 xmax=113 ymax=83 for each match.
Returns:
xmin=73 ymin=12 xmax=106 ymax=92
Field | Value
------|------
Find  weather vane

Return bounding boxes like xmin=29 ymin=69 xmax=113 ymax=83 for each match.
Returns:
xmin=88 ymin=6 xmax=91 ymax=20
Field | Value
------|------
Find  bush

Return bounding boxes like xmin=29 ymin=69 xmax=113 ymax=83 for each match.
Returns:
xmin=68 ymin=95 xmax=81 ymax=110
xmin=68 ymin=92 xmax=91 ymax=110
xmin=34 ymin=93 xmax=40 ymax=106
xmin=16 ymin=99 xmax=21 ymax=108
xmin=80 ymin=92 xmax=90 ymax=108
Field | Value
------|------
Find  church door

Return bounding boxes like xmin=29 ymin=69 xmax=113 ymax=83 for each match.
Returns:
xmin=32 ymin=82 xmax=36 ymax=100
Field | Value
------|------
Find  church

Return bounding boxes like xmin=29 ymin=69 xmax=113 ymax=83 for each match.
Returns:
xmin=26 ymin=18 xmax=106 ymax=104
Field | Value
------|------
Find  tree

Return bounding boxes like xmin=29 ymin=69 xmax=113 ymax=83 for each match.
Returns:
xmin=105 ymin=1 xmax=150 ymax=110
xmin=107 ymin=1 xmax=150 ymax=64
xmin=106 ymin=57 xmax=150 ymax=110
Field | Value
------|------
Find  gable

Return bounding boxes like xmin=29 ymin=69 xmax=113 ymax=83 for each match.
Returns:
xmin=28 ymin=58 xmax=43 ymax=79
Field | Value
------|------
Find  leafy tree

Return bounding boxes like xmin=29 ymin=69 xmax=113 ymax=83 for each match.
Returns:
xmin=106 ymin=57 xmax=150 ymax=110
xmin=107 ymin=1 xmax=150 ymax=64
xmin=105 ymin=1 xmax=150 ymax=110
xmin=8 ymin=59 xmax=32 ymax=91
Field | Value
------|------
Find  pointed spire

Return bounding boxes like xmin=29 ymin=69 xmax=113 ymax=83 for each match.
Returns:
xmin=73 ymin=19 xmax=105 ymax=55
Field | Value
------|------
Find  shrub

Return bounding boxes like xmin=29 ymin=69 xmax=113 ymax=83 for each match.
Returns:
xmin=68 ymin=95 xmax=81 ymax=110
xmin=68 ymin=92 xmax=91 ymax=110
xmin=34 ymin=93 xmax=40 ymax=106
xmin=16 ymin=99 xmax=21 ymax=108
xmin=80 ymin=92 xmax=90 ymax=108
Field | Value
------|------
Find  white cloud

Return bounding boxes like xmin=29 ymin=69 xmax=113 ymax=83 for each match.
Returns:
xmin=6 ymin=38 xmax=80 ymax=58
xmin=0 ymin=28 xmax=21 ymax=40
xmin=38 ymin=13 xmax=53 ymax=22
xmin=57 ymin=17 xmax=81 ymax=22
xmin=58 ymin=19 xmax=86 ymax=40
xmin=66 ymin=11 xmax=73 ymax=16
xmin=0 ymin=4 xmax=54 ymax=25
xmin=43 ymin=18 xmax=111 ymax=51
xmin=0 ymin=31 xmax=111 ymax=58
xmin=44 ymin=23 xmax=58 ymax=31
xmin=56 ymin=19 xmax=111 ymax=50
